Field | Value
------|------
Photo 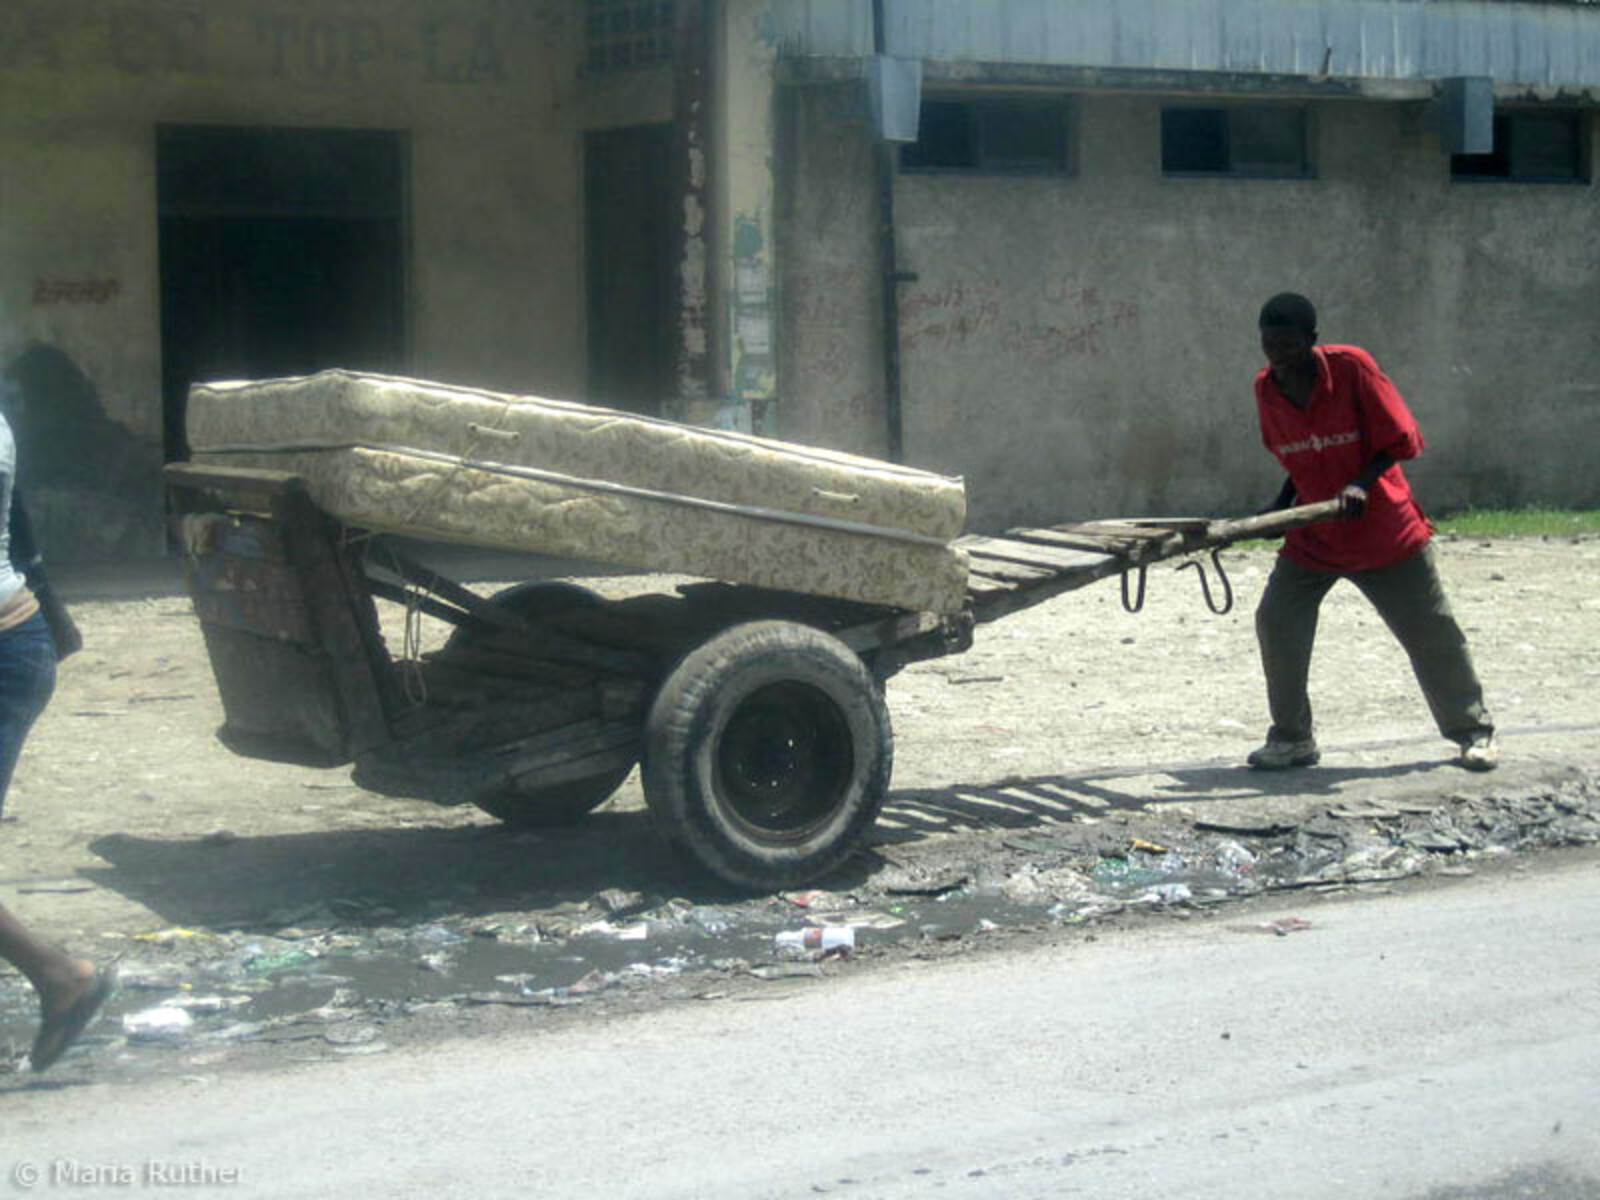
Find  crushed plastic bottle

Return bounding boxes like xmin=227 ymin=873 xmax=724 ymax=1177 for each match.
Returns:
xmin=774 ymin=927 xmax=855 ymax=952
xmin=1142 ymin=882 xmax=1193 ymax=904
xmin=1213 ymin=840 xmax=1258 ymax=876
xmin=123 ymin=1005 xmax=195 ymax=1042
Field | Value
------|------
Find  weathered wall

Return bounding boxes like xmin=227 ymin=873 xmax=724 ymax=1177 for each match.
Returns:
xmin=779 ymin=86 xmax=1600 ymax=531
xmin=0 ymin=1 xmax=650 ymax=560
xmin=775 ymin=83 xmax=887 ymax=458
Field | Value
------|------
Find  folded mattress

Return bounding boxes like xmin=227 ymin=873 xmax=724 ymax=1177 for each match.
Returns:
xmin=188 ymin=371 xmax=970 ymax=614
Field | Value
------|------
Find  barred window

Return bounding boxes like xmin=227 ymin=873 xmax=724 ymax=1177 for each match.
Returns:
xmin=585 ymin=1 xmax=676 ymax=75
xmin=1162 ymin=106 xmax=1312 ymax=178
xmin=901 ymin=98 xmax=1072 ymax=175
xmin=1451 ymin=111 xmax=1588 ymax=183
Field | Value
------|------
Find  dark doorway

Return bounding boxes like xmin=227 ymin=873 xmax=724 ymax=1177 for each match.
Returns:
xmin=157 ymin=125 xmax=406 ymax=461
xmin=585 ymin=124 xmax=674 ymax=415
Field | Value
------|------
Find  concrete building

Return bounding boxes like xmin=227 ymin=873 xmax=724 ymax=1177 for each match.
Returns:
xmin=2 ymin=0 xmax=1597 ymax=560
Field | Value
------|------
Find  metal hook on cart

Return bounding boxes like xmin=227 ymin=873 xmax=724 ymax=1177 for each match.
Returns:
xmin=1120 ymin=563 xmax=1149 ymax=613
xmin=1176 ymin=548 xmax=1234 ymax=615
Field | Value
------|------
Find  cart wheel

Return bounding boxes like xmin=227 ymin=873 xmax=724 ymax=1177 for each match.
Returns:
xmin=447 ymin=580 xmax=601 ymax=649
xmin=642 ymin=621 xmax=892 ymax=890
xmin=471 ymin=763 xmax=634 ymax=827
xmin=456 ymin=581 xmax=625 ymax=825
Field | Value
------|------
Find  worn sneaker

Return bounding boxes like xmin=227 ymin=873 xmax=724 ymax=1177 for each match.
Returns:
xmin=1247 ymin=737 xmax=1320 ymax=769
xmin=1458 ymin=733 xmax=1498 ymax=772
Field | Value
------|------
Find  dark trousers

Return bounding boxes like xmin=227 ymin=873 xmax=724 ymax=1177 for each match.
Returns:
xmin=1255 ymin=544 xmax=1493 ymax=746
xmin=0 ymin=610 xmax=56 ymax=817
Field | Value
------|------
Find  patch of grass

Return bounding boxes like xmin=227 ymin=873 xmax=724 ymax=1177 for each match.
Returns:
xmin=1432 ymin=508 xmax=1600 ymax=538
xmin=1224 ymin=508 xmax=1600 ymax=552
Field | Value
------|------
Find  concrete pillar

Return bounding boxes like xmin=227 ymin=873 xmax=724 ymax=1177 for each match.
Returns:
xmin=704 ymin=0 xmax=779 ymax=435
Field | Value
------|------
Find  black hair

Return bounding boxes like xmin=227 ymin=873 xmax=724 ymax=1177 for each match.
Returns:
xmin=1258 ymin=292 xmax=1318 ymax=335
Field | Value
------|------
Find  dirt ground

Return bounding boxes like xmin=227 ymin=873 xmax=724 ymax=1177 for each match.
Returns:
xmin=1 ymin=531 xmax=1593 ymax=940
xmin=0 ymin=532 xmax=1595 ymax=1075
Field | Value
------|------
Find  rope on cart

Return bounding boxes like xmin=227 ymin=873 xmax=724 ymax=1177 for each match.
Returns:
xmin=350 ymin=531 xmax=430 ymax=708
xmin=1120 ymin=564 xmax=1148 ymax=613
xmin=1177 ymin=548 xmax=1235 ymax=615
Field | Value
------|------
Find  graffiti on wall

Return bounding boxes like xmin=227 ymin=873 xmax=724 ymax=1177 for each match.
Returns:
xmin=901 ymin=278 xmax=1001 ymax=354
xmin=1002 ymin=283 xmax=1141 ymax=361
xmin=896 ymin=276 xmax=1142 ymax=362
xmin=1 ymin=6 xmax=512 ymax=84
xmin=32 ymin=278 xmax=121 ymax=306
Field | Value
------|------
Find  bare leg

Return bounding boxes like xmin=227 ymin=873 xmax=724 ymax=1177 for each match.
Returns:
xmin=0 ymin=901 xmax=97 ymax=1025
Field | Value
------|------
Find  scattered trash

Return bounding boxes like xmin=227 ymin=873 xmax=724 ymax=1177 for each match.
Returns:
xmin=780 ymin=890 xmax=829 ymax=908
xmin=414 ymin=925 xmax=468 ymax=946
xmin=123 ymin=1006 xmax=195 ymax=1042
xmin=1213 ymin=841 xmax=1257 ymax=875
xmin=134 ymin=928 xmax=215 ymax=945
xmin=163 ymin=994 xmax=249 ymax=1014
xmin=1129 ymin=838 xmax=1168 ymax=854
xmin=245 ymin=948 xmax=315 ymax=974
xmin=574 ymin=919 xmax=649 ymax=941
xmin=775 ymin=927 xmax=855 ymax=953
xmin=566 ymin=969 xmax=610 ymax=995
xmin=884 ymin=871 xmax=970 ymax=898
xmin=1142 ymin=883 xmax=1193 ymax=905
xmin=827 ymin=910 xmax=904 ymax=931
xmin=591 ymin=888 xmax=648 ymax=917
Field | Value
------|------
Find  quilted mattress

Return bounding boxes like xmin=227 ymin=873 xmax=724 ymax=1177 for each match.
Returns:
xmin=187 ymin=371 xmax=970 ymax=614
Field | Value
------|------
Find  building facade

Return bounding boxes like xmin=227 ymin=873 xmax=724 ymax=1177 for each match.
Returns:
xmin=2 ymin=0 xmax=1597 ymax=559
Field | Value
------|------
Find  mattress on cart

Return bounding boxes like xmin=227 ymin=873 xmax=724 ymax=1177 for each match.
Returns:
xmin=187 ymin=371 xmax=970 ymax=614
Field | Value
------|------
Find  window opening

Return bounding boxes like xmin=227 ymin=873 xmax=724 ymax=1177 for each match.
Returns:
xmin=584 ymin=0 xmax=675 ymax=75
xmin=901 ymin=97 xmax=1071 ymax=175
xmin=157 ymin=126 xmax=406 ymax=463
xmin=1451 ymin=110 xmax=1587 ymax=183
xmin=1161 ymin=106 xmax=1310 ymax=178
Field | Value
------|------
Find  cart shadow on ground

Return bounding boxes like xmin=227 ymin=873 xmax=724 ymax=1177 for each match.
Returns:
xmin=76 ymin=753 xmax=1455 ymax=934
xmin=874 ymin=755 xmax=1453 ymax=844
xmin=81 ymin=811 xmax=731 ymax=933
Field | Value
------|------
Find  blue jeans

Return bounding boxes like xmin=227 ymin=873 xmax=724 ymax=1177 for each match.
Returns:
xmin=0 ymin=611 xmax=56 ymax=817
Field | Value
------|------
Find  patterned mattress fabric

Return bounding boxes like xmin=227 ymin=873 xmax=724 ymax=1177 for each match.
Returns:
xmin=187 ymin=372 xmax=971 ymax=614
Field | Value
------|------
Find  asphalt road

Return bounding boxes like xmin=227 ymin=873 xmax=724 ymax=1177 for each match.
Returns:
xmin=3 ymin=853 xmax=1598 ymax=1200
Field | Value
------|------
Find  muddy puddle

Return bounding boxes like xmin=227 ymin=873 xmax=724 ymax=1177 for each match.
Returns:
xmin=0 ymin=890 xmax=1053 ymax=1070
xmin=4 ymin=774 xmax=1597 ymax=1074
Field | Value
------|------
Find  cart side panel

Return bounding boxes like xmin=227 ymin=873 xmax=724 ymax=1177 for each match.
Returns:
xmin=167 ymin=465 xmax=397 ymax=767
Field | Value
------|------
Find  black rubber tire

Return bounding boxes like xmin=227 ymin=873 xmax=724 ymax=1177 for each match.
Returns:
xmin=445 ymin=580 xmax=601 ymax=651
xmin=472 ymin=763 xmax=634 ymax=827
xmin=454 ymin=581 xmax=629 ymax=826
xmin=642 ymin=620 xmax=892 ymax=891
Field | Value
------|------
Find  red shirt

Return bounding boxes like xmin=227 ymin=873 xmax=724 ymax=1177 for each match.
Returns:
xmin=1255 ymin=344 xmax=1432 ymax=572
